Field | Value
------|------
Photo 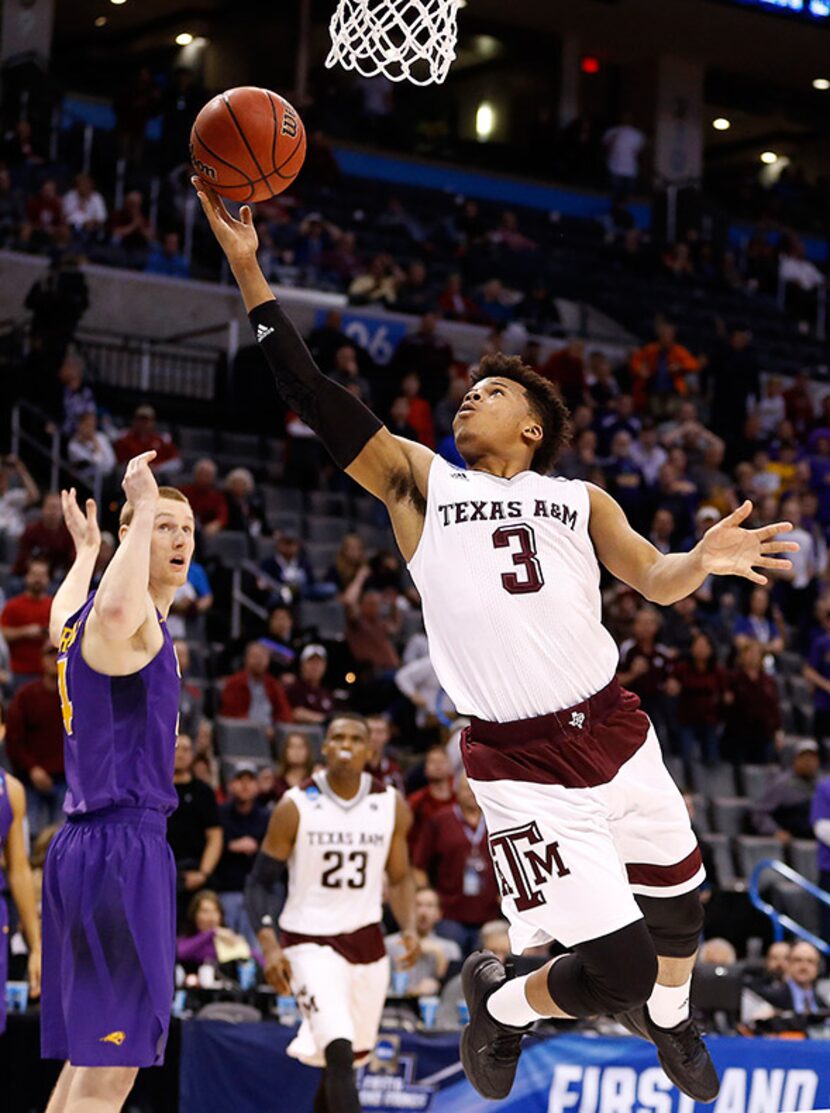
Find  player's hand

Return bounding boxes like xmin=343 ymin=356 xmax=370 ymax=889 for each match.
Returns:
xmin=263 ymin=947 xmax=293 ymax=995
xmin=27 ymin=946 xmax=41 ymax=999
xmin=397 ymin=931 xmax=421 ymax=970
xmin=698 ymin=501 xmax=799 ymax=586
xmin=191 ymin=176 xmax=259 ymax=266
xmin=61 ymin=488 xmax=101 ymax=554
xmin=122 ymin=451 xmax=159 ymax=509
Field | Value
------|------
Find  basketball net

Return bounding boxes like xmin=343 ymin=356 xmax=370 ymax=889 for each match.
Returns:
xmin=326 ymin=0 xmax=460 ymax=86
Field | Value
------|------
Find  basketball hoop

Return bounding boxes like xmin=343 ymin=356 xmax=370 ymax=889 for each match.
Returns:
xmin=326 ymin=0 xmax=460 ymax=86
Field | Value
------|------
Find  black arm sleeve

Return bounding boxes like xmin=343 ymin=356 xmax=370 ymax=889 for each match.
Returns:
xmin=249 ymin=299 xmax=382 ymax=469
xmin=244 ymin=851 xmax=288 ymax=936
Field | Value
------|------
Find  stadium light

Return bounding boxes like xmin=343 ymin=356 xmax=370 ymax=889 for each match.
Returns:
xmin=813 ymin=78 xmax=830 ymax=90
xmin=94 ymin=15 xmax=107 ymax=25
xmin=176 ymin=32 xmax=194 ymax=45
xmin=760 ymin=151 xmax=779 ymax=164
xmin=712 ymin=118 xmax=731 ymax=131
xmin=476 ymin=102 xmax=495 ymax=141
xmin=109 ymin=0 xmax=126 ymax=5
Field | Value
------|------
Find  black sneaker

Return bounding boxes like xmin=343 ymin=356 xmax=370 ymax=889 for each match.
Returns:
xmin=614 ymin=1006 xmax=720 ymax=1103
xmin=460 ymin=951 xmax=530 ymax=1100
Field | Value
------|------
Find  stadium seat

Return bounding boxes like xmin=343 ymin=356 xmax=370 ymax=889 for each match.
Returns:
xmin=274 ymin=722 xmax=325 ymax=758
xmin=269 ymin=512 xmax=303 ymax=538
xmin=308 ymin=491 xmax=350 ymax=517
xmin=178 ymin=426 xmax=216 ymax=455
xmin=299 ymin=600 xmax=346 ymax=640
xmin=711 ymin=797 xmax=751 ymax=838
xmin=689 ymin=761 xmax=736 ymax=798
xmin=214 ymin=717 xmax=271 ymax=762
xmin=356 ymin=524 xmax=395 ymax=550
xmin=699 ymin=834 xmax=736 ymax=889
xmin=306 ymin=516 xmax=350 ymax=544
xmin=217 ymin=431 xmax=264 ymax=468
xmin=262 ymin=486 xmax=304 ymax=515
xmin=202 ymin=530 xmax=251 ymax=565
xmin=734 ymin=836 xmax=783 ymax=880
xmin=740 ymin=764 xmax=774 ymax=801
xmin=689 ymin=794 xmax=711 ymax=834
xmin=788 ymin=839 xmax=819 ymax=884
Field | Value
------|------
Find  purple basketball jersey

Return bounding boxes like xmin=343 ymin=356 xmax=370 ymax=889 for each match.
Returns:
xmin=57 ymin=594 xmax=180 ymax=817
xmin=0 ymin=769 xmax=12 ymax=882
xmin=0 ymin=770 xmax=12 ymax=1036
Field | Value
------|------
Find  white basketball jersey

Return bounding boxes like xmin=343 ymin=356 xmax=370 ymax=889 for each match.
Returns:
xmin=280 ymin=771 xmax=397 ymax=936
xmin=408 ymin=456 xmax=618 ymax=722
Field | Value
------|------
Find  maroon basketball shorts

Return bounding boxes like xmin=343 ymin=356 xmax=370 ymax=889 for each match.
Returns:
xmin=461 ymin=678 xmax=704 ymax=951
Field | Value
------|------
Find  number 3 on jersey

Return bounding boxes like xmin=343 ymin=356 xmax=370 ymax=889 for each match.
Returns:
xmin=57 ymin=656 xmax=74 ymax=735
xmin=492 ymin=524 xmax=544 ymax=594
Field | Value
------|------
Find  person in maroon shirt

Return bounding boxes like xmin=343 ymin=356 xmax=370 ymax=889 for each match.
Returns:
xmin=114 ymin=405 xmax=181 ymax=475
xmin=219 ymin=641 xmax=293 ymax=738
xmin=540 ymin=338 xmax=587 ymax=410
xmin=413 ymin=772 xmax=501 ymax=956
xmin=666 ymin=632 xmax=727 ymax=765
xmin=721 ymin=639 xmax=782 ymax=765
xmin=5 ymin=641 xmax=65 ymax=837
xmin=181 ymin=458 xmax=228 ymax=536
xmin=366 ymin=714 xmax=405 ymax=791
xmin=13 ymin=493 xmax=74 ymax=577
xmin=284 ymin=644 xmax=334 ymax=724
xmin=1 ymin=559 xmax=52 ymax=691
xmin=617 ymin=606 xmax=675 ymax=746
xmin=407 ymin=745 xmax=455 ymax=851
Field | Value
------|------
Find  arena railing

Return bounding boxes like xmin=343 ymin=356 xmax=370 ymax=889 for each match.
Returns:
xmin=11 ymin=398 xmax=103 ymax=505
xmin=748 ymin=858 xmax=830 ymax=957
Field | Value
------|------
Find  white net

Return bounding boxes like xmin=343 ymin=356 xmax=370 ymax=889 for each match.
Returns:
xmin=326 ymin=0 xmax=460 ymax=86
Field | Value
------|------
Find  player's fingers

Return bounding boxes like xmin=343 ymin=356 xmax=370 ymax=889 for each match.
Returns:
xmin=760 ymin=540 xmax=799 ymax=554
xmin=85 ymin=498 xmax=97 ymax=521
xmin=755 ymin=557 xmax=792 ymax=571
xmin=723 ymin=499 xmax=752 ymax=525
xmin=756 ymin=521 xmax=794 ymax=540
xmin=742 ymin=569 xmax=768 ymax=585
xmin=133 ymin=449 xmax=157 ymax=466
xmin=240 ymin=205 xmax=253 ymax=226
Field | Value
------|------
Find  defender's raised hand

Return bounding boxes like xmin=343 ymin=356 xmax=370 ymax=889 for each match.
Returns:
xmin=61 ymin=488 xmax=101 ymax=554
xmin=698 ymin=500 xmax=799 ymax=585
xmin=122 ymin=450 xmax=159 ymax=508
xmin=191 ymin=176 xmax=259 ymax=267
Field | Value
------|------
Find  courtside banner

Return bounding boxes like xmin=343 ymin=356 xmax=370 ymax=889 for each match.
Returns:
xmin=180 ymin=1023 xmax=830 ymax=1113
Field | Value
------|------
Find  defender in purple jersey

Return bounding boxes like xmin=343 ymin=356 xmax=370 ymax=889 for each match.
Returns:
xmin=42 ymin=452 xmax=194 ymax=1113
xmin=0 ymin=766 xmax=41 ymax=1035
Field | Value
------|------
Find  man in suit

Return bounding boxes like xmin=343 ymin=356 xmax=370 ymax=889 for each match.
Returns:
xmin=758 ymin=941 xmax=828 ymax=1014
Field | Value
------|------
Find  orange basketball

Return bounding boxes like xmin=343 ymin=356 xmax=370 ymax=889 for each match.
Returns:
xmin=190 ymin=86 xmax=306 ymax=203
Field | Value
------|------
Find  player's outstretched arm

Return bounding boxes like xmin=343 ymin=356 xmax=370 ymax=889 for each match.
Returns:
xmin=193 ymin=180 xmax=434 ymax=532
xmin=49 ymin=488 xmax=101 ymax=646
xmin=90 ymin=451 xmax=160 ymax=644
xmin=385 ymin=793 xmax=419 ymax=966
xmin=588 ymin=485 xmax=799 ymax=606
xmin=244 ymin=795 xmax=299 ymax=993
xmin=5 ymin=775 xmax=41 ymax=999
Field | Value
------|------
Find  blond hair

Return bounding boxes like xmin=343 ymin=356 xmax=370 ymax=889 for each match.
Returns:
xmin=119 ymin=486 xmax=189 ymax=527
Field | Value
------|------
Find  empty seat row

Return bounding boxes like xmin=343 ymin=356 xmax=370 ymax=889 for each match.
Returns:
xmin=214 ymin=717 xmax=326 ymax=766
xmin=699 ymin=834 xmax=817 ymax=888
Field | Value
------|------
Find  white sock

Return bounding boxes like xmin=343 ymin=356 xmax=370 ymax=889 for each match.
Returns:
xmin=485 ymin=974 xmax=545 ymax=1027
xmin=647 ymin=977 xmax=692 ymax=1029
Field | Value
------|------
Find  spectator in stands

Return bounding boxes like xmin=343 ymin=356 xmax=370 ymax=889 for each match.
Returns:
xmin=343 ymin=566 xmax=402 ymax=683
xmin=598 ymin=394 xmax=642 ymax=454
xmin=399 ymin=372 xmax=435 ymax=448
xmin=387 ymin=396 xmax=419 ymax=442
xmin=396 ymin=261 xmax=435 ymax=316
xmin=706 ymin=326 xmax=760 ymax=444
xmin=260 ymin=603 xmax=300 ymax=676
xmin=220 ymin=640 xmax=292 ymax=736
xmin=327 ymin=532 xmax=367 ymax=594
xmin=698 ymin=938 xmax=737 ymax=966
xmin=748 ymin=942 xmax=791 ymax=1003
xmin=114 ymin=65 xmax=161 ymax=167
xmin=438 ymin=273 xmax=478 ymax=323
xmin=23 ymin=252 xmax=89 ymax=364
xmin=4 ymin=559 xmax=55 ymax=683
xmin=433 ymin=378 xmax=467 ymax=445
xmin=68 ymin=410 xmax=116 ymax=482
xmin=22 ymin=179 xmax=66 ymax=250
xmin=759 ymin=941 xmax=829 ymax=1012
xmin=661 ymin=242 xmax=695 ymax=282
xmin=805 ymin=601 xmax=830 ymax=754
xmin=475 ymin=279 xmax=517 ymax=329
xmin=413 ymin=772 xmax=501 ymax=956
xmin=214 ymin=762 xmax=270 ymax=944
xmin=63 ymin=173 xmax=107 ymax=244
xmin=348 ymin=252 xmax=402 ymax=306
xmin=294 ymin=212 xmax=341 ymax=281
xmin=145 ymin=230 xmax=190 ymax=279
xmin=752 ymin=739 xmax=820 ymax=843
xmin=182 ymin=458 xmax=228 ymax=536
xmin=721 ymin=640 xmax=782 ymax=765
xmin=811 ymin=777 xmax=830 ymax=940
xmin=167 ymin=733 xmax=223 ymax=925
xmin=783 ymin=370 xmax=815 ymax=440
xmin=541 ymin=338 xmax=586 ymax=409
xmin=734 ymin=587 xmax=785 ymax=658
xmin=176 ymin=889 xmax=254 ymax=973
xmin=604 ymin=431 xmax=647 ymax=529
xmin=648 ymin=508 xmax=676 ymax=555
xmin=392 ymin=313 xmax=453 ymax=406
xmin=307 ymin=309 xmax=351 ymax=374
xmin=5 ymin=641 xmax=64 ymax=837
xmin=780 ymin=237 xmax=825 ymax=332
xmin=330 ymin=343 xmax=373 ymax=406
xmin=110 ymin=189 xmax=154 ymax=266
xmin=350 ymin=715 xmax=398 ymax=793
xmin=602 ymin=113 xmax=645 ymax=198
xmin=376 ymin=196 xmax=426 ymax=245
xmin=285 ymin=645 xmax=334 ymax=724
xmin=167 ymin=558 xmax=213 ymax=640
xmin=407 ymin=745 xmax=455 ymax=850
xmin=224 ymin=468 xmax=268 ymax=537
xmin=56 ymin=350 xmax=97 ymax=438
xmin=630 ymin=321 xmax=700 ymax=415
xmin=0 ymin=166 xmax=24 ymax=247
xmin=0 ymin=456 xmax=39 ymax=554
xmin=173 ymin=641 xmax=205 ymax=739
xmin=618 ymin=606 xmax=674 ymax=744
xmin=259 ymin=529 xmax=316 ymax=603
xmin=490 ymin=210 xmax=537 ymax=253
xmin=115 ymin=404 xmax=181 ymax=475
xmin=775 ymin=496 xmax=821 ymax=638
xmin=272 ymin=731 xmax=315 ymax=803
xmin=666 ymin=632 xmax=726 ymax=764
xmin=395 ymin=651 xmax=446 ymax=743
xmin=386 ymin=887 xmax=461 ymax=996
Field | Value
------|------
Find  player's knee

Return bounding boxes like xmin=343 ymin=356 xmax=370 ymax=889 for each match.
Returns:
xmin=70 ymin=1065 xmax=138 ymax=1103
xmin=637 ymin=890 xmax=704 ymax=958
xmin=324 ymin=1038 xmax=355 ymax=1076
xmin=564 ymin=919 xmax=658 ymax=1013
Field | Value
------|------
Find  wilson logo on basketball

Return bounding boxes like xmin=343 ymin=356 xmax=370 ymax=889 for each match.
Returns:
xmin=281 ymin=109 xmax=299 ymax=139
xmin=99 ymin=1031 xmax=126 ymax=1046
xmin=189 ymin=146 xmax=217 ymax=181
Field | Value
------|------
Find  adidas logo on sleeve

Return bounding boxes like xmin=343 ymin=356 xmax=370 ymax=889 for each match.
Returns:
xmin=256 ymin=324 xmax=274 ymax=342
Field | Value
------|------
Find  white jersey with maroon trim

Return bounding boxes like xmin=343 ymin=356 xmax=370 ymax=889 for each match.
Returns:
xmin=407 ymin=456 xmax=618 ymax=722
xmin=280 ymin=771 xmax=397 ymax=937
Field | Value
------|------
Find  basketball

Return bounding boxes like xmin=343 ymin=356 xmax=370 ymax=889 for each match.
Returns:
xmin=189 ymin=86 xmax=306 ymax=203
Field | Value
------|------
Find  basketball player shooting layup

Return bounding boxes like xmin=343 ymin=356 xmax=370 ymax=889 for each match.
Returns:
xmin=197 ymin=179 xmax=799 ymax=1104
xmin=41 ymin=454 xmax=194 ymax=1113
xmin=245 ymin=712 xmax=418 ymax=1113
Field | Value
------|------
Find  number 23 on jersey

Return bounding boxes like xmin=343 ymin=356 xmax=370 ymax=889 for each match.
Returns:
xmin=56 ymin=620 xmax=80 ymax=736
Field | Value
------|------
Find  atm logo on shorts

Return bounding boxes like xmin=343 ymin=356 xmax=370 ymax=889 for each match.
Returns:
xmin=99 ymin=1031 xmax=126 ymax=1046
xmin=489 ymin=821 xmax=570 ymax=913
